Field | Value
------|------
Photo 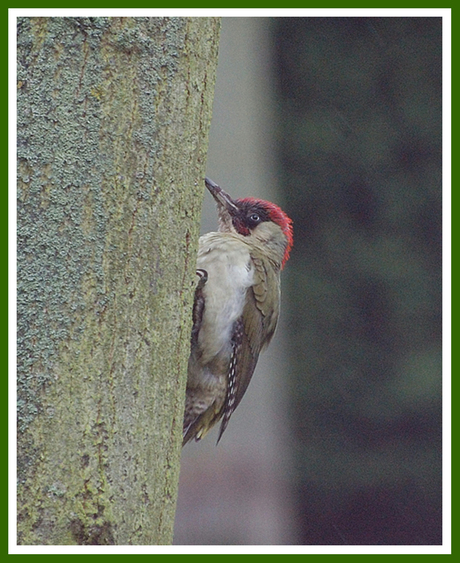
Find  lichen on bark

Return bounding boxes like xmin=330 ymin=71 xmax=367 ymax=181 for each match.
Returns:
xmin=17 ymin=16 xmax=220 ymax=545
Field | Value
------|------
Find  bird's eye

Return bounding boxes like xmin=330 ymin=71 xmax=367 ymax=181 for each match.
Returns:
xmin=249 ymin=213 xmax=260 ymax=224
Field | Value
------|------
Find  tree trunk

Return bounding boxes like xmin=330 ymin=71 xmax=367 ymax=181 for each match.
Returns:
xmin=16 ymin=16 xmax=220 ymax=545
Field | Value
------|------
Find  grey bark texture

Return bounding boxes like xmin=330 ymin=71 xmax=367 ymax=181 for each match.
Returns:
xmin=17 ymin=16 xmax=220 ymax=545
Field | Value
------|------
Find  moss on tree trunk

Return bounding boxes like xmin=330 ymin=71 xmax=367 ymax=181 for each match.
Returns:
xmin=17 ymin=16 xmax=220 ymax=545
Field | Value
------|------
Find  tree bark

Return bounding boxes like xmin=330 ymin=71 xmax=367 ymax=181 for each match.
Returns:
xmin=16 ymin=16 xmax=220 ymax=545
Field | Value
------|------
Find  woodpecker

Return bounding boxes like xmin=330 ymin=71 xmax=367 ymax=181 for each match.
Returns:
xmin=183 ymin=178 xmax=293 ymax=445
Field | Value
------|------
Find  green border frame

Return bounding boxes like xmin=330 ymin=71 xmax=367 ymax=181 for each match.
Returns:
xmin=7 ymin=3 xmax=452 ymax=558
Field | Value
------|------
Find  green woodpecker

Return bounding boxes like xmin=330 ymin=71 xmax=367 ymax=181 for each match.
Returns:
xmin=183 ymin=178 xmax=293 ymax=445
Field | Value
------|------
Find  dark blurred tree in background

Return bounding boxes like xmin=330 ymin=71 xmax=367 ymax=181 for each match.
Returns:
xmin=273 ymin=17 xmax=442 ymax=545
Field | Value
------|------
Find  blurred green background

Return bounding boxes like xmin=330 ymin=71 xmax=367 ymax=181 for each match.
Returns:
xmin=175 ymin=16 xmax=443 ymax=545
xmin=275 ymin=17 xmax=442 ymax=545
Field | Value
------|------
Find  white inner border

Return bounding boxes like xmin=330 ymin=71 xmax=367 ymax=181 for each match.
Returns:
xmin=9 ymin=7 xmax=452 ymax=555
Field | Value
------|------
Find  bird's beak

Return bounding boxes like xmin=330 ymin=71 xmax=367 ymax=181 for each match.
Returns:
xmin=205 ymin=177 xmax=239 ymax=215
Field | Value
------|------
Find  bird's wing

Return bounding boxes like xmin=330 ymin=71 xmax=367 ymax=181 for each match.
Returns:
xmin=217 ymin=257 xmax=280 ymax=442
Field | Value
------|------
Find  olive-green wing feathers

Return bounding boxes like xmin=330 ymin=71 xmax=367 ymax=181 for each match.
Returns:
xmin=217 ymin=257 xmax=280 ymax=442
